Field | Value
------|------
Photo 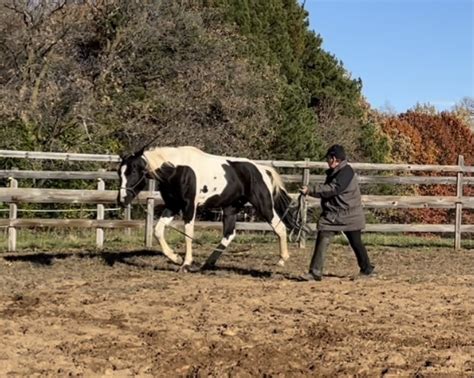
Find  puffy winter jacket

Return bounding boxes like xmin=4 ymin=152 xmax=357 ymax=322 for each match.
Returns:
xmin=308 ymin=160 xmax=365 ymax=231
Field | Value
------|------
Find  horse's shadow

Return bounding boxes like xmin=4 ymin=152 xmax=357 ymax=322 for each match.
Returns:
xmin=4 ymin=251 xmax=74 ymax=266
xmin=2 ymin=250 xmax=280 ymax=279
xmin=2 ymin=251 xmax=353 ymax=281
xmin=2 ymin=250 xmax=157 ymax=267
xmin=198 ymin=265 xmax=274 ymax=279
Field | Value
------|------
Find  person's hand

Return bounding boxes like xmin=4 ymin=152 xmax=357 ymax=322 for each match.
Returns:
xmin=299 ymin=185 xmax=309 ymax=196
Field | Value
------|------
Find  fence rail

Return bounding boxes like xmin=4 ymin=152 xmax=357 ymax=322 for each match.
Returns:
xmin=1 ymin=219 xmax=473 ymax=233
xmin=2 ymin=149 xmax=474 ymax=172
xmin=0 ymin=188 xmax=473 ymax=208
xmin=2 ymin=170 xmax=474 ymax=185
xmin=1 ymin=150 xmax=472 ymax=251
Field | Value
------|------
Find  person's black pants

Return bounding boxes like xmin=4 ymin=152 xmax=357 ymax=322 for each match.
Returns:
xmin=309 ymin=230 xmax=374 ymax=276
xmin=343 ymin=230 xmax=373 ymax=274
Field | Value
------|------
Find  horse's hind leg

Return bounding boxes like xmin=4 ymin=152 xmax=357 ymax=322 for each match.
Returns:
xmin=154 ymin=208 xmax=183 ymax=265
xmin=270 ymin=213 xmax=289 ymax=266
xmin=201 ymin=207 xmax=237 ymax=269
xmin=250 ymin=192 xmax=289 ymax=266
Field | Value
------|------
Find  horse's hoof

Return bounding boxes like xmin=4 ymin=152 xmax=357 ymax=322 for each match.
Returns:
xmin=277 ymin=259 xmax=286 ymax=267
xmin=178 ymin=264 xmax=190 ymax=273
xmin=172 ymin=256 xmax=183 ymax=265
xmin=186 ymin=263 xmax=203 ymax=273
xmin=178 ymin=262 xmax=201 ymax=273
xmin=201 ymin=263 xmax=217 ymax=271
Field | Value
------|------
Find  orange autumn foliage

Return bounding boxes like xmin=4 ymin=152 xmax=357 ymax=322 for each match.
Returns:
xmin=381 ymin=111 xmax=473 ymax=224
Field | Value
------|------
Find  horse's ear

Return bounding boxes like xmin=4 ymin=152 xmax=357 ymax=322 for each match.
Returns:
xmin=119 ymin=151 xmax=133 ymax=161
xmin=134 ymin=146 xmax=146 ymax=157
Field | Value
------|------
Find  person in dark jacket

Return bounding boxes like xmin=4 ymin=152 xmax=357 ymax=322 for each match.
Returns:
xmin=299 ymin=144 xmax=375 ymax=281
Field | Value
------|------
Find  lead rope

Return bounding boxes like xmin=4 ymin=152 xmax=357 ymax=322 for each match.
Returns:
xmin=288 ymin=193 xmax=308 ymax=243
xmin=132 ymin=199 xmax=205 ymax=246
xmin=120 ymin=157 xmax=206 ymax=246
xmin=127 ymin=176 xmax=205 ymax=246
xmin=125 ymin=170 xmax=309 ymax=245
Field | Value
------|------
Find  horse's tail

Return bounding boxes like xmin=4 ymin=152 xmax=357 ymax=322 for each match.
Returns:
xmin=261 ymin=165 xmax=300 ymax=230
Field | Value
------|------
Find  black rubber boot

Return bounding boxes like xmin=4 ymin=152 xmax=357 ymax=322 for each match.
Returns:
xmin=298 ymin=272 xmax=322 ymax=281
xmin=299 ymin=231 xmax=333 ymax=281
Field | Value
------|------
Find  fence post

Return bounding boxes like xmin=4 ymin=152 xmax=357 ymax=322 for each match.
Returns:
xmin=145 ymin=179 xmax=155 ymax=248
xmin=454 ymin=155 xmax=464 ymax=250
xmin=124 ymin=204 xmax=132 ymax=237
xmin=8 ymin=177 xmax=18 ymax=252
xmin=96 ymin=170 xmax=105 ymax=250
xmin=298 ymin=158 xmax=310 ymax=249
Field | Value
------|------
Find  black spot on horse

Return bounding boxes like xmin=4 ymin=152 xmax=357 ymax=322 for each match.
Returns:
xmin=201 ymin=185 xmax=209 ymax=193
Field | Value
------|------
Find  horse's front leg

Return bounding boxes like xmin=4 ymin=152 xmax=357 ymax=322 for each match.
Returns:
xmin=179 ymin=204 xmax=197 ymax=272
xmin=154 ymin=208 xmax=183 ymax=265
xmin=270 ymin=214 xmax=289 ymax=267
xmin=180 ymin=218 xmax=195 ymax=270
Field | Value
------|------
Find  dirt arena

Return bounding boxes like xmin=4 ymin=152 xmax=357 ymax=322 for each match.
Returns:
xmin=0 ymin=242 xmax=472 ymax=376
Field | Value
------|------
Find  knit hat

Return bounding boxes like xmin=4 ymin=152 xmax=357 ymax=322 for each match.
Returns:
xmin=325 ymin=144 xmax=346 ymax=160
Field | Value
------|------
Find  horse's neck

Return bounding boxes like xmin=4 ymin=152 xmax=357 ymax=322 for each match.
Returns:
xmin=144 ymin=147 xmax=205 ymax=172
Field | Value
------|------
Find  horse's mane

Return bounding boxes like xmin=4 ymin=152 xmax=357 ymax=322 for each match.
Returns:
xmin=143 ymin=146 xmax=204 ymax=172
xmin=260 ymin=165 xmax=284 ymax=194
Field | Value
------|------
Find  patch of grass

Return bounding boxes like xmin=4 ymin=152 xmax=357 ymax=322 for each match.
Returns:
xmin=0 ymin=228 xmax=472 ymax=252
xmin=360 ymin=233 xmax=474 ymax=249
xmin=0 ymin=228 xmax=279 ymax=253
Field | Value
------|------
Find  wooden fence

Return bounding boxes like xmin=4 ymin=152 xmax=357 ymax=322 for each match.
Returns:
xmin=0 ymin=149 xmax=473 ymax=252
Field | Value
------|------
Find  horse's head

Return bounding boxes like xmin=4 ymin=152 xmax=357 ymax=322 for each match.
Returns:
xmin=117 ymin=150 xmax=148 ymax=207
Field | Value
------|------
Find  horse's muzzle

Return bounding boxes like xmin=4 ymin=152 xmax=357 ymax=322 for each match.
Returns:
xmin=117 ymin=192 xmax=128 ymax=208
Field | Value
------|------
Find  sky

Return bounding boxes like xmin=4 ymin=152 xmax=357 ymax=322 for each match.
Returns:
xmin=304 ymin=0 xmax=473 ymax=113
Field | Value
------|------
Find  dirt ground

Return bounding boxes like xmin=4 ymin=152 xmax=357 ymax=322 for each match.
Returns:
xmin=0 ymin=241 xmax=472 ymax=377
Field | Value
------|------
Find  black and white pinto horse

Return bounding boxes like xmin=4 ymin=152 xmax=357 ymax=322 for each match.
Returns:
xmin=117 ymin=146 xmax=299 ymax=271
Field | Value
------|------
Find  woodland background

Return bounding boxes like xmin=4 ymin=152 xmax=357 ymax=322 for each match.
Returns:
xmin=0 ymin=0 xmax=473 ymax=225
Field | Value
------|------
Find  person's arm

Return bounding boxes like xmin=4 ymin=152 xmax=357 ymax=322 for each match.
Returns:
xmin=307 ymin=165 xmax=354 ymax=199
